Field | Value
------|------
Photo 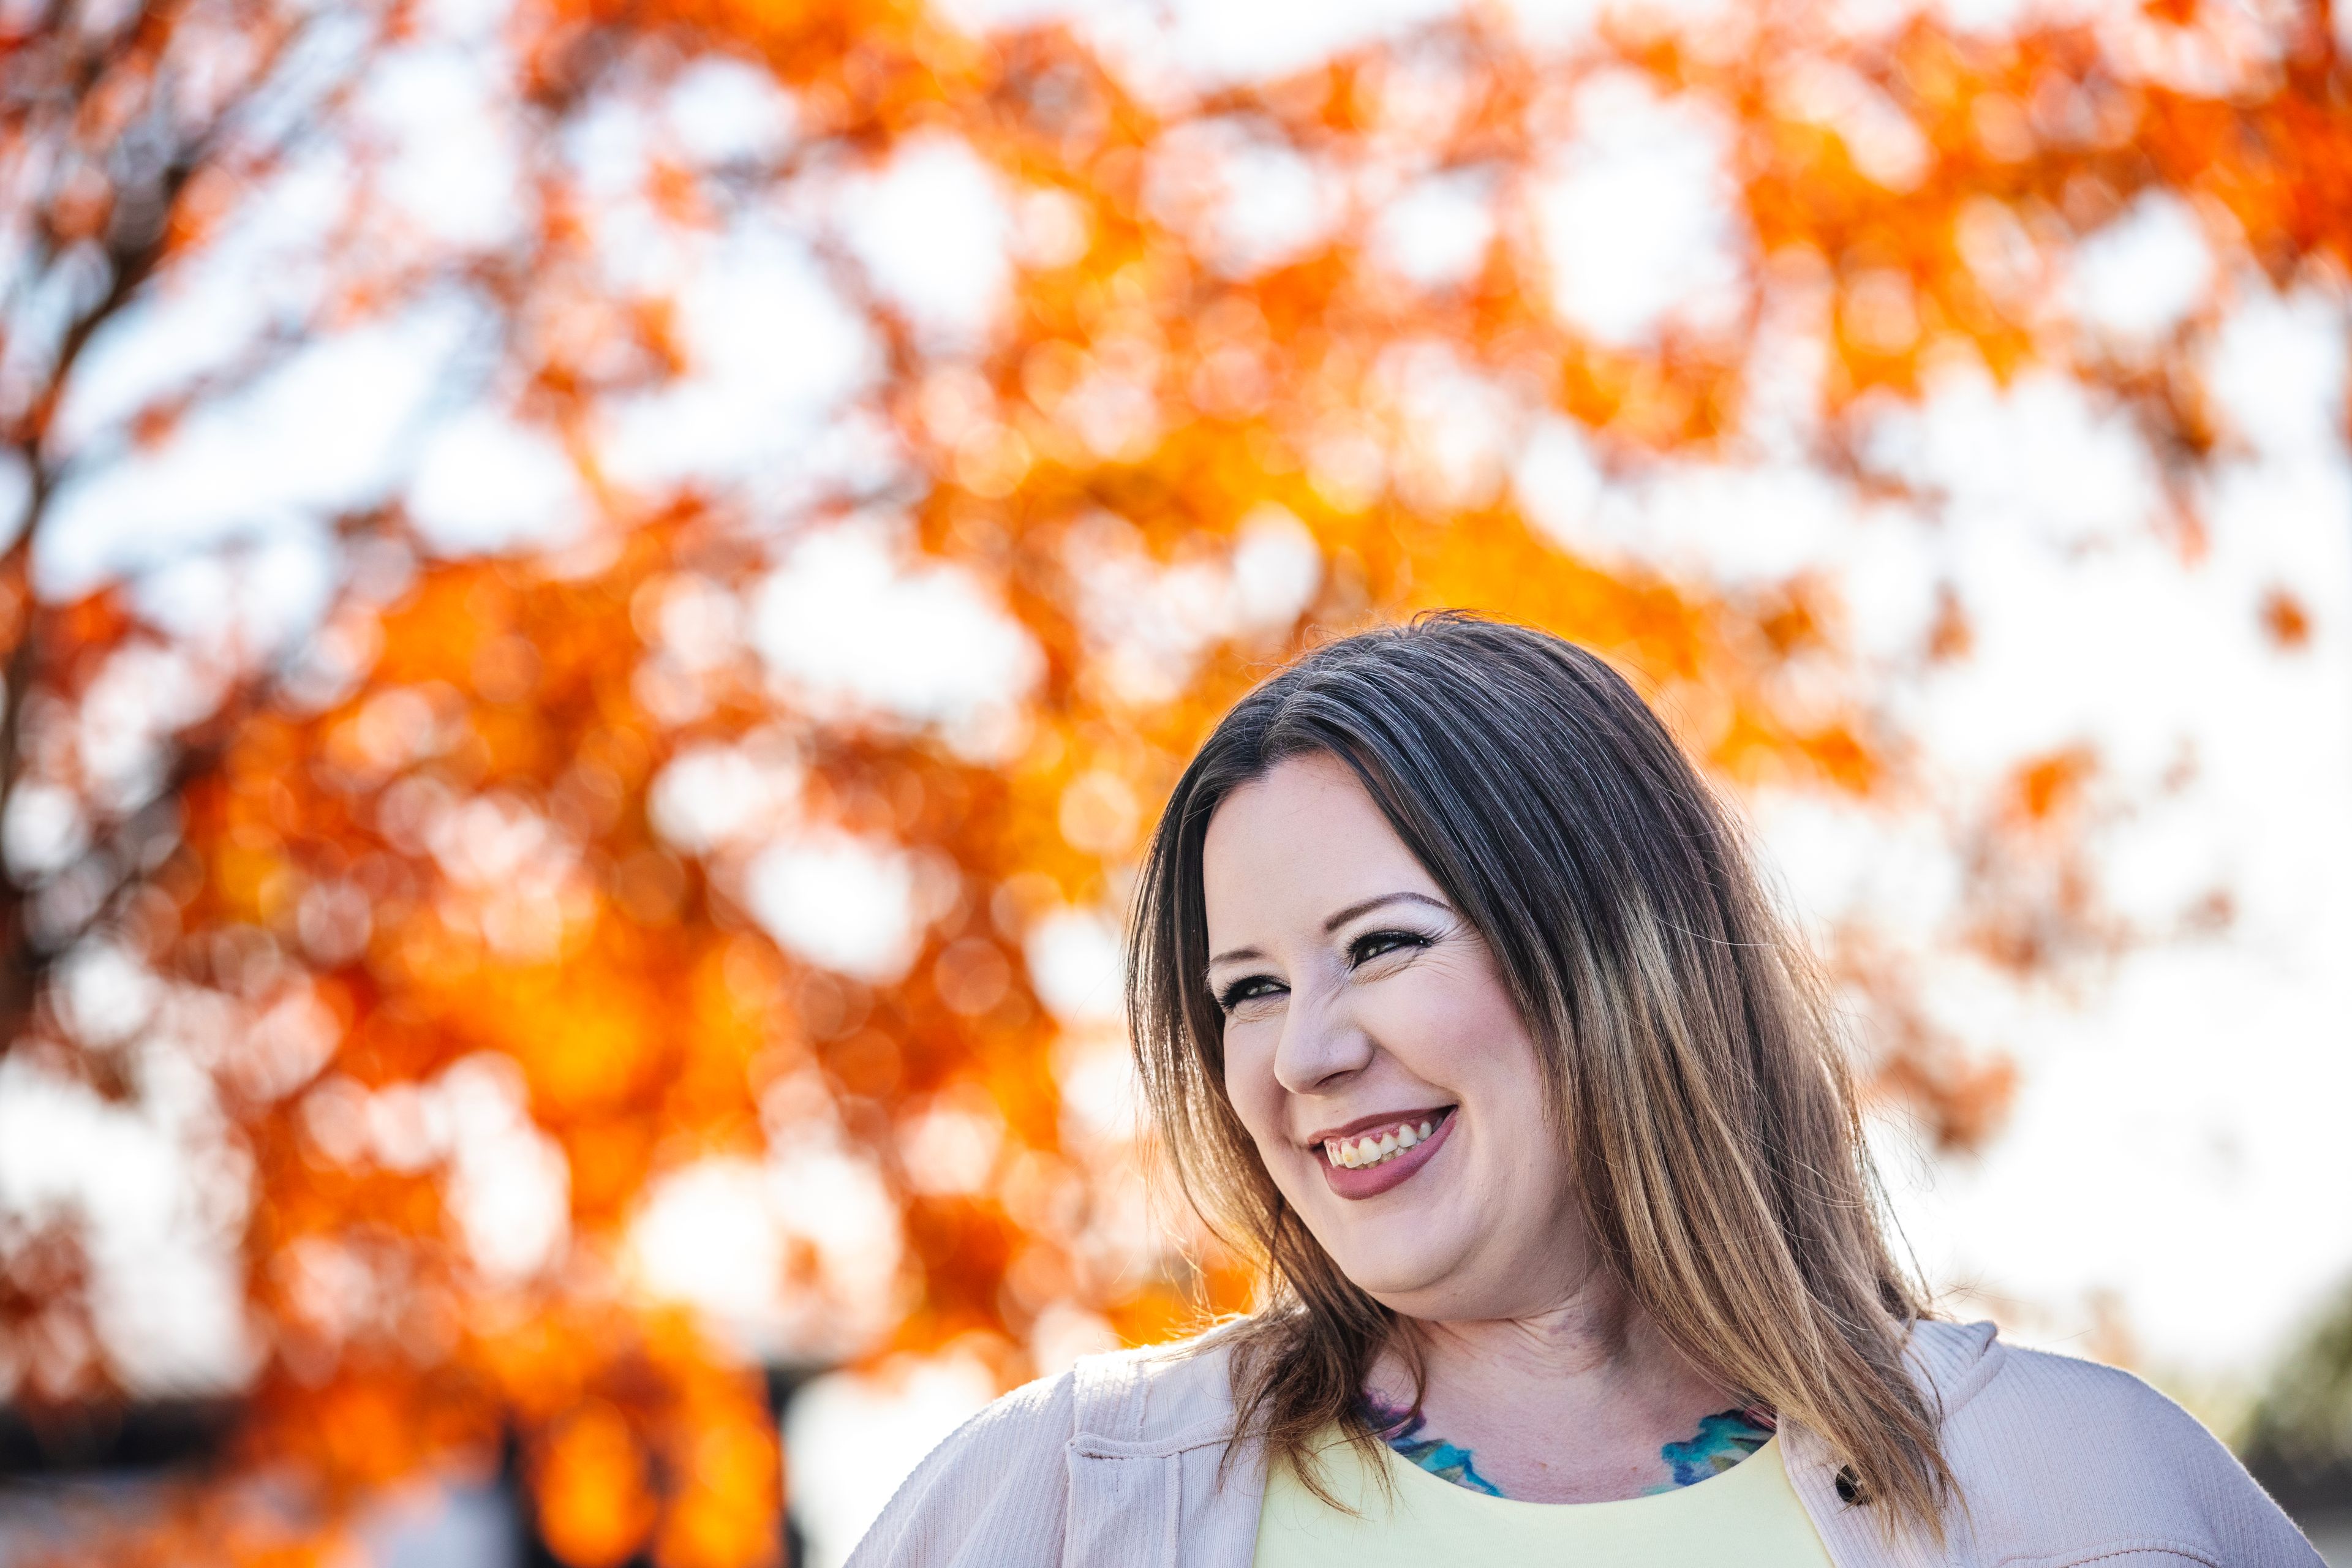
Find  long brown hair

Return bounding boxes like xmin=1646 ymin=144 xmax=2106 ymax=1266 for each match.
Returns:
xmin=1126 ymin=613 xmax=1951 ymax=1529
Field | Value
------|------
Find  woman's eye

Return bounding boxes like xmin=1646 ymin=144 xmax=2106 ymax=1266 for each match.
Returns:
xmin=1217 ymin=976 xmax=1284 ymax=1012
xmin=1349 ymin=929 xmax=1430 ymax=965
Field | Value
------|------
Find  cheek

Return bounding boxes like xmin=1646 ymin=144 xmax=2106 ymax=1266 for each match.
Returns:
xmin=1374 ymin=959 xmax=1530 ymax=1084
xmin=1218 ymin=1022 xmax=1284 ymax=1146
xmin=1377 ymin=971 xmax=1559 ymax=1155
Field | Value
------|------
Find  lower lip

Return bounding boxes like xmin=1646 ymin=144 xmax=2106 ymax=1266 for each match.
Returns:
xmin=1317 ymin=1110 xmax=1457 ymax=1200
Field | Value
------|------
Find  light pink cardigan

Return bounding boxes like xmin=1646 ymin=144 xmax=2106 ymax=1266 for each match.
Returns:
xmin=847 ymin=1318 xmax=2323 ymax=1568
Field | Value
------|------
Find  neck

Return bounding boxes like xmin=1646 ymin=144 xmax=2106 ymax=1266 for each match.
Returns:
xmin=1376 ymin=1267 xmax=1693 ymax=1409
xmin=1365 ymin=1270 xmax=1741 ymax=1502
xmin=1420 ymin=1277 xmax=1639 ymax=1381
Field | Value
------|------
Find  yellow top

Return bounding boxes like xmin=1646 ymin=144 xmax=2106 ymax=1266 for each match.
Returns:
xmin=1254 ymin=1427 xmax=1838 ymax=1568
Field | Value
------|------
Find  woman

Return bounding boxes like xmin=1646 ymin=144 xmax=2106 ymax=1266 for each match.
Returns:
xmin=851 ymin=616 xmax=2318 ymax=1567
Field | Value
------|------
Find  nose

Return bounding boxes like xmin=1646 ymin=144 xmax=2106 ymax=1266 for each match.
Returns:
xmin=1271 ymin=987 xmax=1374 ymax=1096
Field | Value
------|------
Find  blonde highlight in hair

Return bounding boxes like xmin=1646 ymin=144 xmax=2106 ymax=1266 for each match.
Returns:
xmin=1127 ymin=614 xmax=1952 ymax=1531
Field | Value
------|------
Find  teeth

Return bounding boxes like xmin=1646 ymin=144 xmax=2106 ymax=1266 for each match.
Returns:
xmin=1324 ymin=1117 xmax=1442 ymax=1172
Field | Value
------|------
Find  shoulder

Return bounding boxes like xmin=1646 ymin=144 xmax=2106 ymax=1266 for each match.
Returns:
xmin=843 ymin=1367 xmax=1080 ymax=1568
xmin=843 ymin=1330 xmax=1244 ymax=1568
xmin=1923 ymin=1322 xmax=2321 ymax=1566
xmin=1068 ymin=1327 xmax=1243 ymax=1450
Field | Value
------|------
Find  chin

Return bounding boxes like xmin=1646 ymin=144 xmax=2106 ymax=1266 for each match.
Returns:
xmin=1319 ymin=1231 xmax=1469 ymax=1305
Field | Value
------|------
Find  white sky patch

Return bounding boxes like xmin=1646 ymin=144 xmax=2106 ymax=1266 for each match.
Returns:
xmin=747 ymin=830 xmax=921 ymax=982
xmin=1932 ymin=0 xmax=2037 ymax=36
xmin=1535 ymin=72 xmax=1749 ymax=347
xmin=1031 ymin=1302 xmax=1123 ymax=1376
xmin=649 ymin=733 xmax=804 ymax=857
xmin=1062 ymin=508 xmax=1318 ymax=707
xmin=39 ymin=301 xmax=469 ymax=600
xmin=664 ymin=55 xmax=797 ymax=167
xmin=1150 ymin=0 xmax=1459 ymax=85
xmin=2068 ymin=192 xmax=2215 ymax=342
xmin=837 ymin=134 xmax=1014 ymax=351
xmin=2204 ymin=282 xmax=2347 ymax=462
xmin=1052 ymin=1028 xmax=1140 ymax=1148
xmin=1374 ymin=342 xmax=1516 ymax=514
xmin=1145 ymin=119 xmax=1340 ymax=280
xmin=1513 ymin=413 xmax=1610 ymax=554
xmin=1490 ymin=0 xmax=1609 ymax=47
xmin=600 ymin=221 xmax=878 ymax=496
xmin=74 ymin=641 xmax=226 ymax=813
xmin=628 ymin=1157 xmax=786 ymax=1327
xmin=617 ymin=1098 xmax=904 ymax=1359
xmin=410 ymin=0 xmax=518 ymax=44
xmin=1815 ymin=500 xmax=1944 ymax=663
xmin=1370 ymin=170 xmax=1496 ymax=290
xmin=1605 ymin=0 xmax=1747 ymax=45
xmin=1023 ymin=908 xmax=1125 ymax=1026
xmin=1066 ymin=518 xmax=1232 ymax=706
xmin=1231 ymin=503 xmax=1324 ymax=627
xmin=898 ymin=1085 xmax=1005 ymax=1196
xmin=1864 ymin=364 xmax=2161 ymax=554
xmin=406 ymin=407 xmax=590 ymax=554
xmin=0 ymin=1049 xmax=254 ymax=1395
xmin=55 ymin=941 xmax=161 ymax=1047
xmin=766 ymin=1124 xmax=905 ymax=1351
xmin=785 ymin=1354 xmax=996 ymax=1568
xmin=1624 ymin=456 xmax=1863 ymax=584
xmin=564 ymin=94 xmax=671 ymax=291
xmin=360 ymin=42 xmax=529 ymax=253
xmin=1518 ymin=415 xmax=1872 ymax=589
xmin=4 ymin=782 xmax=87 ymax=881
xmin=753 ymin=524 xmax=1040 ymax=750
xmin=51 ymin=154 xmax=350 ymax=457
xmin=130 ymin=520 xmax=341 ymax=666
xmin=439 ymin=1054 xmax=570 ymax=1283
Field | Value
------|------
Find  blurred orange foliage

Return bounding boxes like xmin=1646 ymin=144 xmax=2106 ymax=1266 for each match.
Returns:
xmin=0 ymin=0 xmax=2339 ymax=1560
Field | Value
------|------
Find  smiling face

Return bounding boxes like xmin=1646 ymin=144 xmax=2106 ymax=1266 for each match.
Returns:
xmin=1203 ymin=752 xmax=1596 ymax=1322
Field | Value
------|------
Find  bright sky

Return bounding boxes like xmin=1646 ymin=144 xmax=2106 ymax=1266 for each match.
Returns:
xmin=4 ymin=0 xmax=2348 ymax=1562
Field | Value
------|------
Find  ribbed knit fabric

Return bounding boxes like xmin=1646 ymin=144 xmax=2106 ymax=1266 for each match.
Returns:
xmin=846 ymin=1319 xmax=2323 ymax=1568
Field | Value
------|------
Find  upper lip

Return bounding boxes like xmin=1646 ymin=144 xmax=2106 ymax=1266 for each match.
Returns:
xmin=1300 ymin=1106 xmax=1454 ymax=1148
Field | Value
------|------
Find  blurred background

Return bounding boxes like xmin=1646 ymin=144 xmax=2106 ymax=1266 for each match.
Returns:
xmin=1 ymin=0 xmax=2350 ymax=1561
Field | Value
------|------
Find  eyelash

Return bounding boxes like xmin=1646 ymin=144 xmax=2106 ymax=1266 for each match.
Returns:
xmin=1213 ymin=929 xmax=1433 ymax=1014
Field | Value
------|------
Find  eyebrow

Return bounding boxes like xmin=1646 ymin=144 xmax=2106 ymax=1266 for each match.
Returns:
xmin=1205 ymin=891 xmax=1454 ymax=971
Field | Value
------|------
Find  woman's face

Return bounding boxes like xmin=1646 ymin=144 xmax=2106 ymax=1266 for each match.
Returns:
xmin=1203 ymin=752 xmax=1592 ymax=1321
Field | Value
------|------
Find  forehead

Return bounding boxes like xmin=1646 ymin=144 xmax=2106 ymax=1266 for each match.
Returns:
xmin=1200 ymin=753 xmax=1440 ymax=938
